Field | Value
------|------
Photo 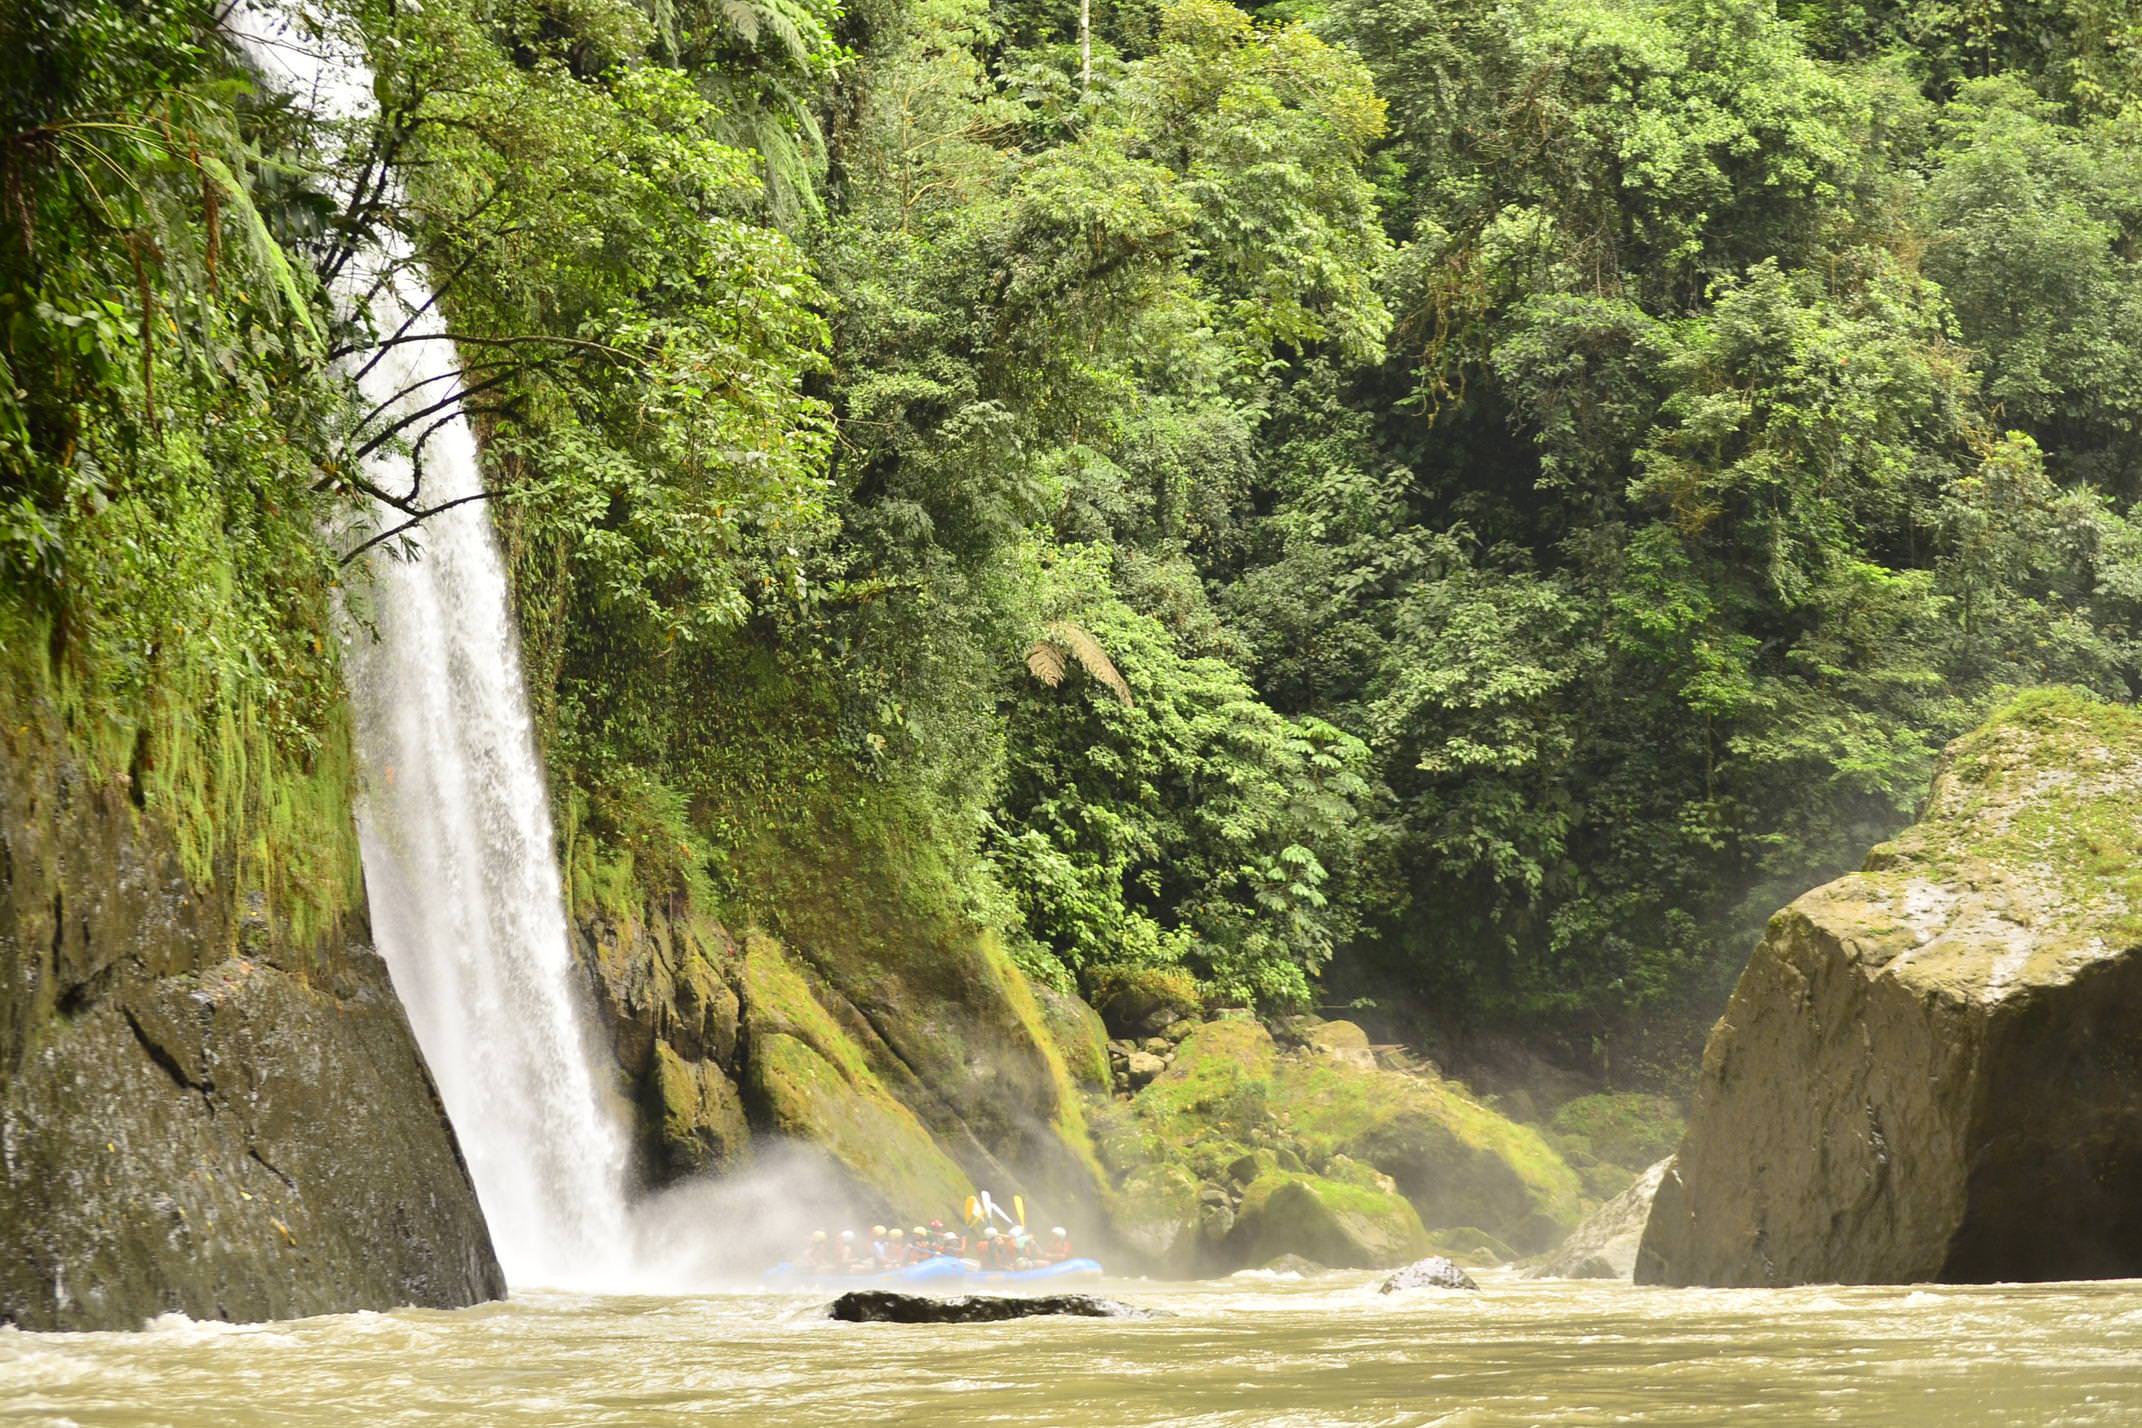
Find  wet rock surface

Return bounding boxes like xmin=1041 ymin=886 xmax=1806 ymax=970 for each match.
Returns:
xmin=1640 ymin=694 xmax=2142 ymax=1287
xmin=829 ymin=1291 xmax=1154 ymax=1323
xmin=1378 ymin=1256 xmax=1480 ymax=1293
xmin=576 ymin=890 xmax=1116 ymax=1238
xmin=1527 ymin=1158 xmax=1670 ymax=1280
xmin=0 ymin=737 xmax=502 ymax=1331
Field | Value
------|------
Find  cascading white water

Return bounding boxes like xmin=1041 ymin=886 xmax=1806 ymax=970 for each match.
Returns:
xmin=228 ymin=3 xmax=636 ymax=1289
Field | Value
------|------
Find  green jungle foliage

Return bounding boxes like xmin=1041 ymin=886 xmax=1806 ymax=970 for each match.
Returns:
xmin=12 ymin=0 xmax=2142 ymax=1075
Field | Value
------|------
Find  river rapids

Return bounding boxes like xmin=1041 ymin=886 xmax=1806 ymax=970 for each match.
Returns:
xmin=5 ymin=1272 xmax=2141 ymax=1425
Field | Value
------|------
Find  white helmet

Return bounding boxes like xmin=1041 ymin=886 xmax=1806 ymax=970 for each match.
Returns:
xmin=1052 ymin=1226 xmax=1066 ymax=1236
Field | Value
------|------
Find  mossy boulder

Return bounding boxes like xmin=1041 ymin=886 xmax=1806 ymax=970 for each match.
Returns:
xmin=1088 ymin=964 xmax=1203 ymax=1038
xmin=1301 ymin=1018 xmax=1378 ymax=1069
xmin=575 ymin=847 xmax=1114 ymax=1246
xmin=728 ymin=796 xmax=1115 ymax=1234
xmin=1111 ymin=1162 xmax=1206 ymax=1272
xmin=1641 ymin=692 xmax=2142 ymax=1286
xmin=1033 ymin=982 xmax=1113 ymax=1094
xmin=1228 ymin=1171 xmax=1431 ymax=1269
xmin=1268 ymin=1051 xmax=1582 ymax=1253
xmin=1123 ymin=1018 xmax=1582 ymax=1259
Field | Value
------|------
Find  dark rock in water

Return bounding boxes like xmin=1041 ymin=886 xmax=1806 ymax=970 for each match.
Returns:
xmin=1379 ymin=1256 xmax=1481 ymax=1293
xmin=0 ymin=728 xmax=503 ymax=1331
xmin=1639 ymin=694 xmax=2142 ymax=1287
xmin=829 ymin=1291 xmax=1152 ymax=1323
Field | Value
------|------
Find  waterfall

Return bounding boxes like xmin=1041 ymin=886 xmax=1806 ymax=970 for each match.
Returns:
xmin=228 ymin=3 xmax=637 ymax=1290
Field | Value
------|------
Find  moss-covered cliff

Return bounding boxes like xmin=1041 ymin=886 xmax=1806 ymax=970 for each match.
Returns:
xmin=566 ymin=793 xmax=1114 ymax=1238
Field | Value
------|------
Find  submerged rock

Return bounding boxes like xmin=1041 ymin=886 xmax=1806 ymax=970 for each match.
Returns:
xmin=1254 ymin=1253 xmax=1329 ymax=1274
xmin=1640 ymin=693 xmax=2142 ymax=1287
xmin=1527 ymin=1158 xmax=1670 ymax=1280
xmin=1378 ymin=1256 xmax=1480 ymax=1293
xmin=829 ymin=1291 xmax=1152 ymax=1322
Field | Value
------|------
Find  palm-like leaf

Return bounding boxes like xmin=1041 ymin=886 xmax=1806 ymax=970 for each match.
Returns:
xmin=1025 ymin=620 xmax=1133 ymax=706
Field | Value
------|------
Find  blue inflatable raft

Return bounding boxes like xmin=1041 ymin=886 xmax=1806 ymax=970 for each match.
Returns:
xmin=764 ymin=1255 xmax=1103 ymax=1289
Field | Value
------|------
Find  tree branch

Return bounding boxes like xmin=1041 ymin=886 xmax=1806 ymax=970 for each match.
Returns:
xmin=338 ymin=489 xmax=496 ymax=565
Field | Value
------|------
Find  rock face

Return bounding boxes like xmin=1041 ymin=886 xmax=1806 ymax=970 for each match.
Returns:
xmin=1528 ymin=1158 xmax=1670 ymax=1280
xmin=1639 ymin=693 xmax=2142 ymax=1287
xmin=574 ymin=861 xmax=1115 ymax=1238
xmin=829 ymin=1290 xmax=1151 ymax=1322
xmin=1379 ymin=1255 xmax=1480 ymax=1293
xmin=0 ymin=724 xmax=503 ymax=1330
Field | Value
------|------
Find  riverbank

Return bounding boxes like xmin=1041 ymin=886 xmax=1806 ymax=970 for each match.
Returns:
xmin=7 ymin=1274 xmax=2140 ymax=1426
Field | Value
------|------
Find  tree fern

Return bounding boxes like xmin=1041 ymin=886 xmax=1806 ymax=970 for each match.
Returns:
xmin=1025 ymin=620 xmax=1133 ymax=706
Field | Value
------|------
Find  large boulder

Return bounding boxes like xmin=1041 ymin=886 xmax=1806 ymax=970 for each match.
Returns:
xmin=1227 ymin=1170 xmax=1431 ymax=1269
xmin=1268 ymin=1044 xmax=1582 ymax=1253
xmin=572 ymin=748 xmax=1130 ymax=1240
xmin=736 ymin=933 xmax=975 ymax=1224
xmin=1528 ymin=1157 xmax=1670 ymax=1280
xmin=0 ymin=706 xmax=502 ymax=1330
xmin=1640 ymin=693 xmax=2142 ymax=1287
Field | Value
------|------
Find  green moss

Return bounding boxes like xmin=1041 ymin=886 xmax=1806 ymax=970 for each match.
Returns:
xmin=738 ymin=933 xmax=974 ymax=1220
xmin=1121 ymin=1018 xmax=1584 ymax=1253
xmin=1030 ymin=981 xmax=1113 ymax=1094
xmin=647 ymin=1041 xmax=749 ymax=1173
xmin=1127 ymin=1019 xmax=1280 ymax=1180
xmin=1232 ymin=1170 xmax=1431 ymax=1269
xmin=1275 ymin=1058 xmax=1582 ymax=1237
xmin=984 ymin=932 xmax=1113 ymax=1193
xmin=1874 ymin=689 xmax=2142 ymax=955
xmin=1547 ymin=1093 xmax=1685 ymax=1171
xmin=1087 ymin=964 xmax=1204 ymax=1032
xmin=2 ymin=585 xmax=362 ymax=961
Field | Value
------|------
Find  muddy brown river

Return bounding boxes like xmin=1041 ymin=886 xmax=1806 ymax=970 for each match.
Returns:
xmin=5 ymin=1271 xmax=2141 ymax=1425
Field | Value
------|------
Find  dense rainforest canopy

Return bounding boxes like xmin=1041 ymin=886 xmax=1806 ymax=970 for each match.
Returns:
xmin=9 ymin=0 xmax=2142 ymax=1080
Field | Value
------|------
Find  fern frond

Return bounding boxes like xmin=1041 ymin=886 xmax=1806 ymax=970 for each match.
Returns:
xmin=1026 ymin=639 xmax=1069 ymax=688
xmin=1027 ymin=620 xmax=1133 ymax=706
xmin=720 ymin=0 xmax=762 ymax=47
